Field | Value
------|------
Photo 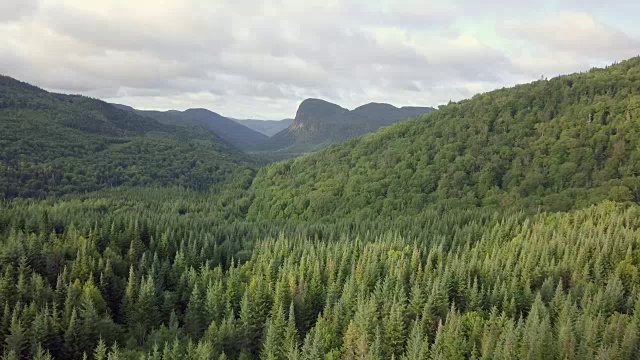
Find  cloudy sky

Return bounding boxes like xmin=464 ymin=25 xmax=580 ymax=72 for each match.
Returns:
xmin=1 ymin=0 xmax=639 ymax=119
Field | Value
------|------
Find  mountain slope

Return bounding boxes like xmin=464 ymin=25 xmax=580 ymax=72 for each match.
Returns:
xmin=0 ymin=76 xmax=253 ymax=198
xmin=263 ymin=98 xmax=433 ymax=155
xmin=249 ymin=58 xmax=640 ymax=221
xmin=232 ymin=118 xmax=293 ymax=137
xmin=1 ymin=77 xmax=162 ymax=136
xmin=119 ymin=107 xmax=269 ymax=151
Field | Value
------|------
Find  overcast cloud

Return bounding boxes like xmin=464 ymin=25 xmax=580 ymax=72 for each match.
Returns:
xmin=0 ymin=0 xmax=639 ymax=119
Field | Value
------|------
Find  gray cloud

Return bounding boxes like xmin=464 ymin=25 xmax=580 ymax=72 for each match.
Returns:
xmin=0 ymin=0 xmax=40 ymax=22
xmin=0 ymin=0 xmax=638 ymax=119
xmin=499 ymin=13 xmax=640 ymax=59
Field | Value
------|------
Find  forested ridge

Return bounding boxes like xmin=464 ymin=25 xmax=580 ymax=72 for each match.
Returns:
xmin=0 ymin=76 xmax=254 ymax=198
xmin=2 ymin=59 xmax=640 ymax=359
xmin=114 ymin=107 xmax=270 ymax=152
xmin=250 ymin=58 xmax=640 ymax=220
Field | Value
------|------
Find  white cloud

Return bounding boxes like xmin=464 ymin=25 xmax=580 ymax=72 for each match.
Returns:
xmin=500 ymin=12 xmax=640 ymax=59
xmin=0 ymin=0 xmax=638 ymax=118
xmin=497 ymin=12 xmax=640 ymax=79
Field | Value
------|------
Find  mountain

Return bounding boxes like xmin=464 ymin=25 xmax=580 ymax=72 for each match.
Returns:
xmin=0 ymin=75 xmax=253 ymax=198
xmin=115 ymin=106 xmax=269 ymax=151
xmin=232 ymin=118 xmax=293 ymax=137
xmin=249 ymin=57 xmax=640 ymax=221
xmin=262 ymin=98 xmax=433 ymax=155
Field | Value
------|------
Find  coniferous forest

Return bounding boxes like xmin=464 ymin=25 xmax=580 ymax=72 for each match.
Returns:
xmin=2 ymin=58 xmax=640 ymax=360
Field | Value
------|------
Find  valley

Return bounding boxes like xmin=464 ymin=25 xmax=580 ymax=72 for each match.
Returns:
xmin=1 ymin=53 xmax=640 ymax=359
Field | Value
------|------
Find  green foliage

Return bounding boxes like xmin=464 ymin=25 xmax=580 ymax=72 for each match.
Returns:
xmin=2 ymin=187 xmax=640 ymax=359
xmin=250 ymin=58 xmax=640 ymax=220
xmin=0 ymin=76 xmax=254 ymax=198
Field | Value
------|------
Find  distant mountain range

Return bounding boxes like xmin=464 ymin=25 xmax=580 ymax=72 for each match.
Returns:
xmin=232 ymin=118 xmax=293 ymax=137
xmin=114 ymin=105 xmax=269 ymax=151
xmin=115 ymin=99 xmax=432 ymax=157
xmin=261 ymin=99 xmax=433 ymax=155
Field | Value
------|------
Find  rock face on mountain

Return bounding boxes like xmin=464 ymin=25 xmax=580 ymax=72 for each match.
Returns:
xmin=263 ymin=98 xmax=433 ymax=155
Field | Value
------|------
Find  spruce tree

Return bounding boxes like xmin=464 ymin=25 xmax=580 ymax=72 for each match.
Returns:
xmin=64 ymin=308 xmax=83 ymax=360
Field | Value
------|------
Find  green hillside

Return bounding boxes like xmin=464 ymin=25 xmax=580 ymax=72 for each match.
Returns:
xmin=0 ymin=76 xmax=254 ymax=198
xmin=117 ymin=107 xmax=270 ymax=152
xmin=249 ymin=58 xmax=640 ymax=221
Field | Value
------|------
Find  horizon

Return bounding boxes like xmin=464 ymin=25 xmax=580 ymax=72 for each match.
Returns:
xmin=2 ymin=56 xmax=632 ymax=121
xmin=117 ymin=97 xmax=437 ymax=121
xmin=1 ymin=1 xmax=639 ymax=119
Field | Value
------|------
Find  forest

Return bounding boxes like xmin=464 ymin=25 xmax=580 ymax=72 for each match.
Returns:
xmin=1 ymin=58 xmax=640 ymax=359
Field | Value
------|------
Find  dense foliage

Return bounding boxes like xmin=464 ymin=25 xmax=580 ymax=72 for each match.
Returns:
xmin=250 ymin=58 xmax=640 ymax=220
xmin=2 ymin=191 xmax=640 ymax=359
xmin=0 ymin=77 xmax=253 ymax=198
xmin=3 ymin=58 xmax=640 ymax=359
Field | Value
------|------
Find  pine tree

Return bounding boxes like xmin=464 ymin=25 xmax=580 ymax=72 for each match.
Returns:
xmin=429 ymin=307 xmax=466 ymax=360
xmin=384 ymin=301 xmax=407 ymax=359
xmin=184 ymin=283 xmax=206 ymax=339
xmin=555 ymin=301 xmax=576 ymax=360
xmin=403 ymin=320 xmax=427 ymax=360
xmin=0 ymin=302 xmax=11 ymax=354
xmin=4 ymin=312 xmax=26 ymax=359
xmin=261 ymin=304 xmax=286 ymax=360
xmin=94 ymin=338 xmax=107 ymax=360
xmin=32 ymin=344 xmax=53 ymax=360
xmin=240 ymin=289 xmax=265 ymax=356
xmin=121 ymin=266 xmax=137 ymax=329
xmin=284 ymin=302 xmax=300 ymax=360
xmin=368 ymin=326 xmax=384 ymax=360
xmin=135 ymin=275 xmax=158 ymax=342
xmin=30 ymin=310 xmax=50 ymax=355
xmin=341 ymin=321 xmax=363 ymax=360
xmin=107 ymin=343 xmax=120 ymax=360
xmin=64 ymin=308 xmax=83 ymax=360
xmin=300 ymin=329 xmax=322 ymax=360
xmin=519 ymin=295 xmax=552 ymax=360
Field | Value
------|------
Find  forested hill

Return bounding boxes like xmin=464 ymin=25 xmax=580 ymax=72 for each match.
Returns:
xmin=116 ymin=106 xmax=270 ymax=152
xmin=0 ymin=76 xmax=162 ymax=136
xmin=0 ymin=76 xmax=254 ymax=198
xmin=260 ymin=98 xmax=433 ymax=156
xmin=249 ymin=58 xmax=640 ymax=221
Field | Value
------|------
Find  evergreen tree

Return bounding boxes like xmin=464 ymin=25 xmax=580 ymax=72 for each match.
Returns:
xmin=184 ymin=283 xmax=207 ymax=339
xmin=261 ymin=304 xmax=286 ymax=360
xmin=94 ymin=338 xmax=107 ymax=360
xmin=284 ymin=303 xmax=300 ymax=360
xmin=64 ymin=309 xmax=83 ymax=360
xmin=4 ymin=312 xmax=26 ymax=359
